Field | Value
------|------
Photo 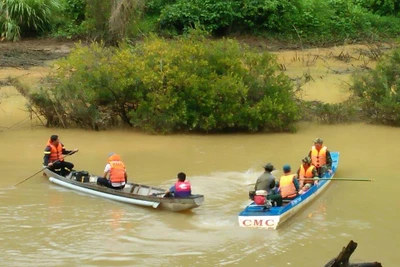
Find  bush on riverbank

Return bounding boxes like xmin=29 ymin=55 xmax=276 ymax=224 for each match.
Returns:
xmin=349 ymin=47 xmax=400 ymax=126
xmin=298 ymin=99 xmax=363 ymax=124
xmin=22 ymin=31 xmax=300 ymax=133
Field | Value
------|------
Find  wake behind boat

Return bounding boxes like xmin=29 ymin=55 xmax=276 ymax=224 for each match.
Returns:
xmin=43 ymin=169 xmax=204 ymax=212
xmin=238 ymin=152 xmax=340 ymax=229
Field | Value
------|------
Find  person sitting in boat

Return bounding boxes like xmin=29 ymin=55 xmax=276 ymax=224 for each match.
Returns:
xmin=164 ymin=172 xmax=191 ymax=198
xmin=277 ymin=164 xmax=299 ymax=200
xmin=296 ymin=156 xmax=319 ymax=187
xmin=97 ymin=153 xmax=128 ymax=190
xmin=308 ymin=138 xmax=333 ymax=178
xmin=251 ymin=163 xmax=278 ymax=206
xmin=43 ymin=134 xmax=78 ymax=177
xmin=254 ymin=163 xmax=276 ymax=194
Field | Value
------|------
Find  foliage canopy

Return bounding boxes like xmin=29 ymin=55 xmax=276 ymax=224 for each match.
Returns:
xmin=25 ymin=31 xmax=300 ymax=133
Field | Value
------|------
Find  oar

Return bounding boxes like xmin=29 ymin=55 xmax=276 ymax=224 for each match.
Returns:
xmin=315 ymin=178 xmax=374 ymax=182
xmin=13 ymin=151 xmax=78 ymax=187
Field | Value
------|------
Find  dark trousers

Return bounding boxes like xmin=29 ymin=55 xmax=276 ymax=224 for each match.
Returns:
xmin=50 ymin=161 xmax=74 ymax=176
xmin=97 ymin=177 xmax=125 ymax=190
xmin=267 ymin=193 xmax=283 ymax=207
xmin=316 ymin=166 xmax=328 ymax=177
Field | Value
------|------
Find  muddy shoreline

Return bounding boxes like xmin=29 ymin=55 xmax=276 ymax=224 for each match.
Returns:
xmin=0 ymin=37 xmax=394 ymax=69
xmin=0 ymin=39 xmax=74 ymax=68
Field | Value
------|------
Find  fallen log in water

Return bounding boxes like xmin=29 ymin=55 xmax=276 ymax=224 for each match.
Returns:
xmin=324 ymin=240 xmax=382 ymax=267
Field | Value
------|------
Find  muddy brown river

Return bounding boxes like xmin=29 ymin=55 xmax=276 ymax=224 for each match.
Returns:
xmin=0 ymin=42 xmax=397 ymax=266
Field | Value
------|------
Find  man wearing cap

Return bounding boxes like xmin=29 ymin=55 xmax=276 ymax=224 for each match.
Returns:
xmin=97 ymin=153 xmax=128 ymax=190
xmin=296 ymin=156 xmax=319 ymax=188
xmin=254 ymin=163 xmax=276 ymax=193
xmin=278 ymin=164 xmax=299 ymax=200
xmin=308 ymin=138 xmax=333 ymax=178
xmin=43 ymin=135 xmax=78 ymax=176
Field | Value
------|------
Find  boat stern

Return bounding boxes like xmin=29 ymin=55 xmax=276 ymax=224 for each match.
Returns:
xmin=238 ymin=215 xmax=280 ymax=229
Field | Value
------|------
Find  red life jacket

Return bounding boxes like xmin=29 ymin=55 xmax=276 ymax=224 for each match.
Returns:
xmin=174 ymin=181 xmax=191 ymax=197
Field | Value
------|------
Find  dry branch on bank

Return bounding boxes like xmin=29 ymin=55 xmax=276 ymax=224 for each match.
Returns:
xmin=324 ymin=240 xmax=382 ymax=267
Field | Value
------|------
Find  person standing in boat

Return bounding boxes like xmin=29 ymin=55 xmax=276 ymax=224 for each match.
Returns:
xmin=308 ymin=138 xmax=333 ymax=178
xmin=97 ymin=153 xmax=128 ymax=190
xmin=277 ymin=164 xmax=299 ymax=200
xmin=254 ymin=163 xmax=276 ymax=193
xmin=296 ymin=156 xmax=319 ymax=188
xmin=43 ymin=135 xmax=78 ymax=177
xmin=164 ymin=172 xmax=191 ymax=198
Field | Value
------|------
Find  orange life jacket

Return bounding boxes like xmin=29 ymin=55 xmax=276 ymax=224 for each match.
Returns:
xmin=108 ymin=154 xmax=126 ymax=184
xmin=47 ymin=139 xmax=64 ymax=163
xmin=279 ymin=174 xmax=297 ymax=198
xmin=311 ymin=146 xmax=327 ymax=167
xmin=299 ymin=164 xmax=316 ymax=184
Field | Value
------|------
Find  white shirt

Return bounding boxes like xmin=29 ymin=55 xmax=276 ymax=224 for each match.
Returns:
xmin=104 ymin=163 xmax=127 ymax=186
xmin=104 ymin=163 xmax=111 ymax=173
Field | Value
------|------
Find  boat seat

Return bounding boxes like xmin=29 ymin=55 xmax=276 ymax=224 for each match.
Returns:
xmin=147 ymin=187 xmax=153 ymax=195
xmin=131 ymin=185 xmax=140 ymax=194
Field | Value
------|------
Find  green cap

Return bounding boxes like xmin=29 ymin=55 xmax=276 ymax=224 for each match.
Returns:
xmin=302 ymin=156 xmax=312 ymax=164
xmin=314 ymin=138 xmax=323 ymax=144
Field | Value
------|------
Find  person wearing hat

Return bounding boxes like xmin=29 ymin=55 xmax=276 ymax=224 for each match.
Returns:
xmin=308 ymin=138 xmax=333 ymax=177
xmin=277 ymin=164 xmax=299 ymax=200
xmin=296 ymin=156 xmax=319 ymax=188
xmin=43 ymin=134 xmax=78 ymax=176
xmin=97 ymin=153 xmax=128 ymax=189
xmin=254 ymin=163 xmax=276 ymax=194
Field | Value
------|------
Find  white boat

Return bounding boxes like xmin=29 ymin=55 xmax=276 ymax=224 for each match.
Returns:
xmin=44 ymin=169 xmax=204 ymax=212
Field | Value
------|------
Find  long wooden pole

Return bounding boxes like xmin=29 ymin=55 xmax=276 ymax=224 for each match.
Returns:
xmin=13 ymin=151 xmax=77 ymax=187
xmin=247 ymin=177 xmax=373 ymax=186
xmin=315 ymin=178 xmax=374 ymax=182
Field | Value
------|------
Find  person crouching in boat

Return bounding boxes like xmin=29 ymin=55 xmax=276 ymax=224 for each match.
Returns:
xmin=277 ymin=164 xmax=299 ymax=201
xmin=43 ymin=135 xmax=78 ymax=177
xmin=296 ymin=156 xmax=319 ymax=188
xmin=164 ymin=172 xmax=191 ymax=198
xmin=309 ymin=138 xmax=333 ymax=178
xmin=97 ymin=153 xmax=128 ymax=190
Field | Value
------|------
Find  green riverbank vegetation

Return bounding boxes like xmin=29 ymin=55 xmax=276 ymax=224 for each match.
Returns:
xmin=2 ymin=0 xmax=400 ymax=133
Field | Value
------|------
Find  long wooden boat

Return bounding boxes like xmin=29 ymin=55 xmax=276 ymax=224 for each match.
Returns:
xmin=43 ymin=169 xmax=204 ymax=212
xmin=238 ymin=152 xmax=340 ymax=229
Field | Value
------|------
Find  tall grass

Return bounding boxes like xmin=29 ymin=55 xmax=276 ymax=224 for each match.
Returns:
xmin=0 ymin=0 xmax=61 ymax=41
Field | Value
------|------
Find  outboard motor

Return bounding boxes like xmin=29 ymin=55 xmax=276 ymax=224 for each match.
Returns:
xmin=254 ymin=190 xmax=272 ymax=209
